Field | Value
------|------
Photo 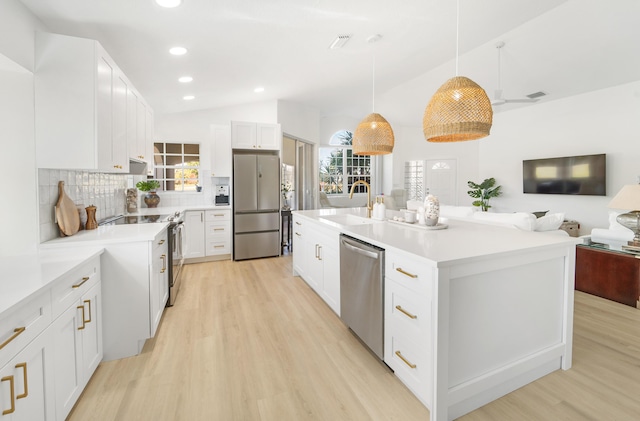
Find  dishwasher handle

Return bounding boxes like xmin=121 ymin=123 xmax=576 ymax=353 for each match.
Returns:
xmin=341 ymin=238 xmax=380 ymax=260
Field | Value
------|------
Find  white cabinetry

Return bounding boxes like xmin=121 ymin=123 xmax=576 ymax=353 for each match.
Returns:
xmin=231 ymin=121 xmax=281 ymax=150
xmin=211 ymin=125 xmax=232 ymax=177
xmin=185 ymin=211 xmax=205 ymax=259
xmin=384 ymin=250 xmax=433 ymax=407
xmin=205 ymin=210 xmax=231 ymax=256
xmin=100 ymin=229 xmax=169 ymax=360
xmin=35 ymin=32 xmax=153 ymax=173
xmin=0 ymin=329 xmax=54 ymax=420
xmin=150 ymin=232 xmax=169 ymax=337
xmin=184 ymin=210 xmax=232 ymax=261
xmin=291 ymin=216 xmax=340 ymax=315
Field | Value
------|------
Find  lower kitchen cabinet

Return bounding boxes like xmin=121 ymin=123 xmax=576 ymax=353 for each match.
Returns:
xmin=185 ymin=209 xmax=231 ymax=262
xmin=0 ymin=329 xmax=55 ymax=420
xmin=384 ymin=250 xmax=433 ymax=407
xmin=51 ymin=281 xmax=102 ymax=420
xmin=291 ymin=215 xmax=340 ymax=315
xmin=100 ymin=228 xmax=168 ymax=360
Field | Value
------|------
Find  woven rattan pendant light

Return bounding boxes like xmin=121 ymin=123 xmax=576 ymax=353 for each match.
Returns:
xmin=353 ymin=35 xmax=394 ymax=155
xmin=423 ymin=0 xmax=493 ymax=142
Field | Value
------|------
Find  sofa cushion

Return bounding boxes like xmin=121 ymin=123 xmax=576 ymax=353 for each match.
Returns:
xmin=472 ymin=212 xmax=537 ymax=231
xmin=534 ymin=213 xmax=565 ymax=231
xmin=439 ymin=205 xmax=477 ymax=219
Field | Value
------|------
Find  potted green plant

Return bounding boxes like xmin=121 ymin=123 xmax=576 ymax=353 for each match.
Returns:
xmin=136 ymin=180 xmax=161 ymax=208
xmin=467 ymin=178 xmax=502 ymax=211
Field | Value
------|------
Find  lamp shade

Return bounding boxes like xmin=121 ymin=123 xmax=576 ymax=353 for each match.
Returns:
xmin=608 ymin=184 xmax=640 ymax=209
xmin=353 ymin=112 xmax=395 ymax=155
xmin=423 ymin=76 xmax=493 ymax=142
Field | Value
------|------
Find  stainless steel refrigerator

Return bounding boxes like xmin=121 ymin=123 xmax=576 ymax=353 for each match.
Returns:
xmin=233 ymin=153 xmax=281 ymax=260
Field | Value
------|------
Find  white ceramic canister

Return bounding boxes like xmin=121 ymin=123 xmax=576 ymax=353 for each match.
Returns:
xmin=417 ymin=206 xmax=426 ymax=225
xmin=424 ymin=195 xmax=440 ymax=226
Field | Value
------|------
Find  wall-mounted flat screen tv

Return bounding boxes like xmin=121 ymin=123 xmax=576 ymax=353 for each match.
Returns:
xmin=523 ymin=154 xmax=606 ymax=195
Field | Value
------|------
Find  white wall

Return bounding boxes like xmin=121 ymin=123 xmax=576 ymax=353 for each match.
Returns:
xmin=0 ymin=0 xmax=48 ymax=256
xmin=277 ymin=100 xmax=320 ymax=143
xmin=479 ymin=80 xmax=640 ymax=234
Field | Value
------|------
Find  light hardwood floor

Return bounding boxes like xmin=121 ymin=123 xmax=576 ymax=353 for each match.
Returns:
xmin=69 ymin=256 xmax=640 ymax=420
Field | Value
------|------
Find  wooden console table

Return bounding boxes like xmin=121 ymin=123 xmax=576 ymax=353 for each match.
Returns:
xmin=576 ymin=242 xmax=640 ymax=308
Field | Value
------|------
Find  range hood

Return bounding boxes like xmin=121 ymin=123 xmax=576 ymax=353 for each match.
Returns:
xmin=128 ymin=158 xmax=148 ymax=175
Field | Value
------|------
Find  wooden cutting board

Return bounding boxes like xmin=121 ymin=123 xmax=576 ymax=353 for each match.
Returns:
xmin=55 ymin=181 xmax=80 ymax=236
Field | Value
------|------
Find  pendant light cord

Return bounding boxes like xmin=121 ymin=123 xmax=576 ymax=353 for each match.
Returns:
xmin=372 ymin=49 xmax=376 ymax=112
xmin=455 ymin=0 xmax=460 ymax=76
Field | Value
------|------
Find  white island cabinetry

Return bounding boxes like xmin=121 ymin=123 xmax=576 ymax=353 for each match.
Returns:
xmin=291 ymin=215 xmax=340 ymax=316
xmin=293 ymin=208 xmax=578 ymax=421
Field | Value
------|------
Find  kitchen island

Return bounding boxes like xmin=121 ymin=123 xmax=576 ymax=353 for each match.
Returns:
xmin=292 ymin=208 xmax=579 ymax=421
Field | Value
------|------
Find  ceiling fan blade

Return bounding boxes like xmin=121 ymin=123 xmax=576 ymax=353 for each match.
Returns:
xmin=491 ymin=98 xmax=506 ymax=106
xmin=503 ymin=98 xmax=539 ymax=104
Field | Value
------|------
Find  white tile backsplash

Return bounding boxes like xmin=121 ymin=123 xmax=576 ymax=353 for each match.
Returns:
xmin=38 ymin=168 xmax=128 ymax=243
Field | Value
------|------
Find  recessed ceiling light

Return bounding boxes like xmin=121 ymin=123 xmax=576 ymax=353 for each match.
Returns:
xmin=254 ymin=87 xmax=265 ymax=93
xmin=183 ymin=95 xmax=195 ymax=100
xmin=155 ymin=0 xmax=182 ymax=7
xmin=178 ymin=76 xmax=193 ymax=83
xmin=169 ymin=47 xmax=188 ymax=56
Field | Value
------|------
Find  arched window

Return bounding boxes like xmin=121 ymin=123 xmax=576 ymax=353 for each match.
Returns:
xmin=319 ymin=130 xmax=371 ymax=195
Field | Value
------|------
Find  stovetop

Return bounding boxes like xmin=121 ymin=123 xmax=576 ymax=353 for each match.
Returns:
xmin=99 ymin=214 xmax=169 ymax=226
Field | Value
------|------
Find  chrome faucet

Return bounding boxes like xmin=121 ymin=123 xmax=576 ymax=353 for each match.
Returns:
xmin=349 ymin=180 xmax=373 ymax=218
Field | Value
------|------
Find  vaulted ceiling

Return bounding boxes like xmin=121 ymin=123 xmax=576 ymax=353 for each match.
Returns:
xmin=20 ymin=0 xmax=640 ymax=126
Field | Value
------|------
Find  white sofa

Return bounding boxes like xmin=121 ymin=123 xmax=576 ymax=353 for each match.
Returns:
xmin=590 ymin=210 xmax=634 ymax=247
xmin=437 ymin=205 xmax=568 ymax=235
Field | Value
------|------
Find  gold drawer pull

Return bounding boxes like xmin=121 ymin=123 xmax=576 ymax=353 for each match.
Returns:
xmin=295 ymin=221 xmax=302 ymax=225
xmin=1 ymin=375 xmax=15 ymax=415
xmin=395 ymin=305 xmax=417 ymax=319
xmin=214 ymin=214 xmax=225 ymax=217
xmin=213 ymin=228 xmax=225 ymax=231
xmin=396 ymin=267 xmax=417 ymax=278
xmin=72 ymin=276 xmax=90 ymax=289
xmin=395 ymin=351 xmax=417 ymax=369
xmin=77 ymin=306 xmax=86 ymax=330
xmin=161 ymin=254 xmax=167 ymax=273
xmin=158 ymin=239 xmax=165 ymax=245
xmin=84 ymin=300 xmax=92 ymax=324
xmin=0 ymin=327 xmax=26 ymax=350
xmin=15 ymin=363 xmax=28 ymax=399
xmin=295 ymin=232 xmax=302 ymax=237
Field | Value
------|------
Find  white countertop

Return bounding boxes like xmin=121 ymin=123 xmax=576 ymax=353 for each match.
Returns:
xmin=0 ymin=247 xmax=104 ymax=316
xmin=294 ymin=208 xmax=581 ymax=267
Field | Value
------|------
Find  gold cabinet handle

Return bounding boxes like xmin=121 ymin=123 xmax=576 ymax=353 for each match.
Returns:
xmin=158 ymin=239 xmax=165 ymax=245
xmin=1 ymin=375 xmax=15 ymax=415
xmin=72 ymin=276 xmax=90 ymax=289
xmin=295 ymin=232 xmax=301 ymax=237
xmin=213 ymin=228 xmax=224 ymax=231
xmin=395 ymin=305 xmax=418 ymax=320
xmin=15 ymin=363 xmax=28 ymax=400
xmin=214 ymin=213 xmax=225 ymax=217
xmin=315 ymin=244 xmax=319 ymax=259
xmin=161 ymin=254 xmax=166 ymax=273
xmin=318 ymin=245 xmax=322 ymax=261
xmin=295 ymin=221 xmax=302 ymax=225
xmin=214 ymin=245 xmax=224 ymax=249
xmin=395 ymin=351 xmax=417 ymax=369
xmin=77 ymin=305 xmax=86 ymax=330
xmin=83 ymin=299 xmax=92 ymax=324
xmin=396 ymin=267 xmax=418 ymax=279
xmin=0 ymin=327 xmax=25 ymax=350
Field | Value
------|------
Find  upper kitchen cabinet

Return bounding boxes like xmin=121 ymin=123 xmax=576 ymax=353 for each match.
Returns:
xmin=231 ymin=121 xmax=281 ymax=151
xmin=211 ymin=124 xmax=231 ymax=177
xmin=35 ymin=32 xmax=153 ymax=173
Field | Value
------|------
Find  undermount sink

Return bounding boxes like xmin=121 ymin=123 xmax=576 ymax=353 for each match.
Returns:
xmin=319 ymin=214 xmax=381 ymax=226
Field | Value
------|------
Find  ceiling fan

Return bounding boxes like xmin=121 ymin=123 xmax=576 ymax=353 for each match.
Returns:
xmin=491 ymin=41 xmax=540 ymax=106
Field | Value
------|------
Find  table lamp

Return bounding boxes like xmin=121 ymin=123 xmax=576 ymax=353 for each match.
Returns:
xmin=608 ymin=184 xmax=640 ymax=249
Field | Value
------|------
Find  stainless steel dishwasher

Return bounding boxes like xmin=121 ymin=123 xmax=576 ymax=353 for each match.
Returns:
xmin=340 ymin=234 xmax=385 ymax=359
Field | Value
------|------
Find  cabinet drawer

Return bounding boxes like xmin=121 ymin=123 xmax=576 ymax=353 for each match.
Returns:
xmin=206 ymin=240 xmax=230 ymax=256
xmin=386 ymin=281 xmax=431 ymax=338
xmin=153 ymin=229 xmax=168 ymax=251
xmin=386 ymin=251 xmax=433 ymax=296
xmin=386 ymin=332 xmax=430 ymax=406
xmin=51 ymin=258 xmax=101 ymax=318
xmin=206 ymin=221 xmax=230 ymax=239
xmin=0 ymin=290 xmax=51 ymax=368
xmin=205 ymin=210 xmax=230 ymax=222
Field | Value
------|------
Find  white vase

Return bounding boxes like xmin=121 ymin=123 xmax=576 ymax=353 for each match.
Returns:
xmin=424 ymin=195 xmax=440 ymax=226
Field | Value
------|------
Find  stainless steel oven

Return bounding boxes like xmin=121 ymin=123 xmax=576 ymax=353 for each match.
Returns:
xmin=167 ymin=214 xmax=185 ymax=307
